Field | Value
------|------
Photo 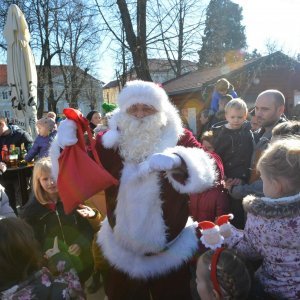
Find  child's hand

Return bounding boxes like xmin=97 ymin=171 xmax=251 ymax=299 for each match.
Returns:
xmin=68 ymin=244 xmax=81 ymax=256
xmin=45 ymin=236 xmax=60 ymax=259
xmin=76 ymin=204 xmax=96 ymax=218
xmin=231 ymin=178 xmax=242 ymax=185
xmin=225 ymin=178 xmax=241 ymax=189
xmin=224 ymin=178 xmax=234 ymax=189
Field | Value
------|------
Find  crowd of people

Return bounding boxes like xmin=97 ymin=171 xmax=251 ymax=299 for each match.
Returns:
xmin=0 ymin=79 xmax=299 ymax=300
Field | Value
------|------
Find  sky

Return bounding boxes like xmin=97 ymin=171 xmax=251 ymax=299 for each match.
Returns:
xmin=233 ymin=0 xmax=300 ymax=56
xmin=99 ymin=0 xmax=300 ymax=83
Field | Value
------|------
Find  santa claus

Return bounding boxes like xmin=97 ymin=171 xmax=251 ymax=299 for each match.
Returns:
xmin=55 ymin=80 xmax=221 ymax=300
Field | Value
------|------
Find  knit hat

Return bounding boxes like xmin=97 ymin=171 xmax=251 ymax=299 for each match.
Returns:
xmin=86 ymin=110 xmax=100 ymax=122
xmin=37 ymin=117 xmax=56 ymax=132
xmin=117 ymin=80 xmax=169 ymax=113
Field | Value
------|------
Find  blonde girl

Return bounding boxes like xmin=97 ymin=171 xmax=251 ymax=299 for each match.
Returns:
xmin=224 ymin=137 xmax=300 ymax=299
xmin=21 ymin=157 xmax=96 ymax=284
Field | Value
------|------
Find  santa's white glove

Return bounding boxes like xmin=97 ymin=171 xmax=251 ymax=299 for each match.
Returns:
xmin=148 ymin=153 xmax=182 ymax=171
xmin=57 ymin=119 xmax=78 ymax=149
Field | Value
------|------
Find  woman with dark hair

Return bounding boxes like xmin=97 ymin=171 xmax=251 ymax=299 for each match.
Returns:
xmin=86 ymin=110 xmax=102 ymax=131
xmin=0 ymin=218 xmax=85 ymax=299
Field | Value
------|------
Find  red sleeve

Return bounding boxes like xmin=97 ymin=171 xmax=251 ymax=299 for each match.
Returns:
xmin=215 ymin=188 xmax=230 ymax=217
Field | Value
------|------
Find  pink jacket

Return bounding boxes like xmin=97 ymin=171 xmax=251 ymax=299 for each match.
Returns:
xmin=225 ymin=193 xmax=300 ymax=300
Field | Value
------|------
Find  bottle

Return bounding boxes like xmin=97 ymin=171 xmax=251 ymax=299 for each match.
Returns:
xmin=9 ymin=144 xmax=18 ymax=168
xmin=20 ymin=143 xmax=27 ymax=160
xmin=1 ymin=145 xmax=9 ymax=163
xmin=15 ymin=146 xmax=20 ymax=160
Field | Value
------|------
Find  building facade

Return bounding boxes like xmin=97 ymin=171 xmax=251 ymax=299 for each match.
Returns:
xmin=0 ymin=64 xmax=103 ymax=120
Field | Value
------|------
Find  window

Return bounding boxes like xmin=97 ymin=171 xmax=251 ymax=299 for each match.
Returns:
xmin=2 ymin=91 xmax=8 ymax=100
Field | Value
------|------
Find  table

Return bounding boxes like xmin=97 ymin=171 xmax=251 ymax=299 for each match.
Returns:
xmin=1 ymin=164 xmax=34 ymax=208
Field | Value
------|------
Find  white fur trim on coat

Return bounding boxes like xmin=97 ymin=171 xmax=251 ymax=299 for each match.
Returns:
xmin=112 ymin=163 xmax=167 ymax=254
xmin=164 ymin=146 xmax=217 ymax=194
xmin=97 ymin=217 xmax=198 ymax=279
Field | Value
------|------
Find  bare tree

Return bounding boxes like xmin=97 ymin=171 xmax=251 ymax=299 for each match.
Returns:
xmin=151 ymin=0 xmax=206 ymax=77
xmin=1 ymin=0 xmax=103 ymax=116
xmin=53 ymin=0 xmax=102 ymax=108
xmin=264 ymin=38 xmax=283 ymax=55
xmin=95 ymin=0 xmax=152 ymax=81
xmin=30 ymin=0 xmax=65 ymax=116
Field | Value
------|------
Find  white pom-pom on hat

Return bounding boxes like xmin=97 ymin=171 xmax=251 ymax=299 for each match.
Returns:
xmin=102 ymin=129 xmax=120 ymax=149
xmin=101 ymin=108 xmax=120 ymax=149
xmin=216 ymin=214 xmax=234 ymax=238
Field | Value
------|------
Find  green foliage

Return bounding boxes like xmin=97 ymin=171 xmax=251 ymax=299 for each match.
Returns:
xmin=198 ymin=0 xmax=247 ymax=68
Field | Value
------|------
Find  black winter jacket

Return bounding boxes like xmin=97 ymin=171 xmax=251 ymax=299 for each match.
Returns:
xmin=20 ymin=196 xmax=94 ymax=282
xmin=212 ymin=121 xmax=254 ymax=182
xmin=0 ymin=125 xmax=33 ymax=151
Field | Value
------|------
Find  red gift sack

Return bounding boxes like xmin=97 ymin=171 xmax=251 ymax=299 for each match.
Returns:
xmin=57 ymin=108 xmax=118 ymax=214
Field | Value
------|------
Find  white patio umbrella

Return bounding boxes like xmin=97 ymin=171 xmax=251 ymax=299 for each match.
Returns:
xmin=3 ymin=4 xmax=38 ymax=138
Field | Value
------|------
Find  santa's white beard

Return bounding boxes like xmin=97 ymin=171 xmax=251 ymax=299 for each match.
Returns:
xmin=118 ymin=112 xmax=167 ymax=163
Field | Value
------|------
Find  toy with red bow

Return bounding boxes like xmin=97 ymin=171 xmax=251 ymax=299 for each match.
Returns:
xmin=197 ymin=214 xmax=233 ymax=250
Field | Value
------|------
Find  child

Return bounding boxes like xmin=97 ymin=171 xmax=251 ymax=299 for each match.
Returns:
xmin=196 ymin=248 xmax=251 ymax=300
xmin=0 ymin=218 xmax=85 ymax=299
xmin=212 ymin=98 xmax=254 ymax=228
xmin=200 ymin=130 xmax=215 ymax=152
xmin=20 ymin=157 xmax=95 ymax=284
xmin=25 ymin=117 xmax=57 ymax=162
xmin=198 ymin=109 xmax=214 ymax=138
xmin=47 ymin=111 xmax=56 ymax=121
xmin=213 ymin=98 xmax=253 ymax=182
xmin=224 ymin=137 xmax=300 ymax=299
xmin=210 ymin=78 xmax=238 ymax=113
xmin=271 ymin=120 xmax=300 ymax=140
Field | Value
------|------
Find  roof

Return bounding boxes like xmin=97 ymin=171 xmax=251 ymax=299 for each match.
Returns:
xmin=103 ymin=79 xmax=120 ymax=89
xmin=163 ymin=59 xmax=258 ymax=95
xmin=147 ymin=58 xmax=197 ymax=72
xmin=102 ymin=59 xmax=198 ymax=88
xmin=163 ymin=51 xmax=300 ymax=96
xmin=0 ymin=64 xmax=101 ymax=87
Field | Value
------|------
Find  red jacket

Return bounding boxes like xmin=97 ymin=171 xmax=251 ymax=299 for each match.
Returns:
xmin=189 ymin=150 xmax=229 ymax=223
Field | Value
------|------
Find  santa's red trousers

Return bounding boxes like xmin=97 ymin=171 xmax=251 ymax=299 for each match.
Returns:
xmin=103 ymin=262 xmax=192 ymax=300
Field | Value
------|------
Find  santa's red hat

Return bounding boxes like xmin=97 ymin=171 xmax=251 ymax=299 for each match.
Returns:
xmin=216 ymin=214 xmax=234 ymax=238
xmin=117 ymin=80 xmax=169 ymax=113
xmin=198 ymin=221 xmax=223 ymax=250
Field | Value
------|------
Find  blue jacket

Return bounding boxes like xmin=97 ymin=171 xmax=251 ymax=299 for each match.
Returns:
xmin=25 ymin=131 xmax=57 ymax=162
xmin=210 ymin=90 xmax=238 ymax=113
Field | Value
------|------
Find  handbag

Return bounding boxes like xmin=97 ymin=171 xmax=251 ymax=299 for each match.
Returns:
xmin=57 ymin=108 xmax=118 ymax=214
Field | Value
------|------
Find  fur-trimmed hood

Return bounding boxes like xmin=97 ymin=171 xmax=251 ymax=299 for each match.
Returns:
xmin=243 ymin=193 xmax=300 ymax=219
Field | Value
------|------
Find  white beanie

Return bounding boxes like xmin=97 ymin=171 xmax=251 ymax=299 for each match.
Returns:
xmin=118 ymin=80 xmax=169 ymax=113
